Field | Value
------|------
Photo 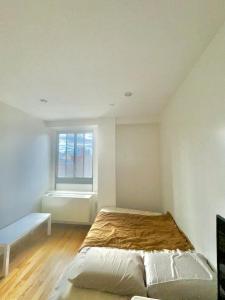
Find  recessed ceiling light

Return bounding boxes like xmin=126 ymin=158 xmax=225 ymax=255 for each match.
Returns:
xmin=124 ymin=91 xmax=133 ymax=97
xmin=40 ymin=98 xmax=48 ymax=103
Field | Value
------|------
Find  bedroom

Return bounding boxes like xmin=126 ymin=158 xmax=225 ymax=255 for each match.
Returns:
xmin=0 ymin=0 xmax=225 ymax=299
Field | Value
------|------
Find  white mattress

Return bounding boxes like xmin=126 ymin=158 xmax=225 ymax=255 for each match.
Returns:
xmin=100 ymin=207 xmax=162 ymax=216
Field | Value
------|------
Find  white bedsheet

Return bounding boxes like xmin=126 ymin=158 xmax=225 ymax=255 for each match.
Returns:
xmin=100 ymin=207 xmax=162 ymax=216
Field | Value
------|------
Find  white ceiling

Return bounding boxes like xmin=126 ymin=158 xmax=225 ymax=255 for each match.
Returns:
xmin=0 ymin=0 xmax=225 ymax=121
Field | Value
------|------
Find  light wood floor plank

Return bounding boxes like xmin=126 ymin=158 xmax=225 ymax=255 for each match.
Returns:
xmin=0 ymin=224 xmax=89 ymax=300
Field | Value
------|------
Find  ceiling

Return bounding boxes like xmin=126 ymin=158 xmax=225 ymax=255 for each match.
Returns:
xmin=0 ymin=0 xmax=225 ymax=121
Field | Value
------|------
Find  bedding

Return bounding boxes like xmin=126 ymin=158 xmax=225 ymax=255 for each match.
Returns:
xmin=144 ymin=251 xmax=216 ymax=300
xmin=67 ymin=247 xmax=146 ymax=297
xmin=101 ymin=207 xmax=162 ymax=216
xmin=50 ymin=209 xmax=198 ymax=300
xmin=146 ymin=279 xmax=217 ymax=300
xmin=81 ymin=211 xmax=193 ymax=252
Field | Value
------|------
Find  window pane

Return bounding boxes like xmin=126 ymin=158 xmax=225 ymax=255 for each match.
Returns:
xmin=65 ymin=134 xmax=75 ymax=177
xmin=58 ymin=134 xmax=66 ymax=177
xmin=57 ymin=131 xmax=93 ymax=183
xmin=75 ymin=133 xmax=84 ymax=177
xmin=84 ymin=133 xmax=93 ymax=178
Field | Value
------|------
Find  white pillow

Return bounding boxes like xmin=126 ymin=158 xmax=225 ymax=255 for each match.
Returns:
xmin=68 ymin=247 xmax=147 ymax=297
xmin=101 ymin=207 xmax=162 ymax=216
xmin=144 ymin=251 xmax=216 ymax=300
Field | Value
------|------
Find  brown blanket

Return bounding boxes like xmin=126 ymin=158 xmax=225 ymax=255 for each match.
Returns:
xmin=81 ymin=211 xmax=193 ymax=251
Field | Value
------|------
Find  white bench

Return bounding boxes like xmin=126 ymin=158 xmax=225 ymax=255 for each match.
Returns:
xmin=0 ymin=213 xmax=51 ymax=277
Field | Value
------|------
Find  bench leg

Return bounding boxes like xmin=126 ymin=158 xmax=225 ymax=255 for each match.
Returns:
xmin=47 ymin=216 xmax=51 ymax=236
xmin=3 ymin=245 xmax=10 ymax=277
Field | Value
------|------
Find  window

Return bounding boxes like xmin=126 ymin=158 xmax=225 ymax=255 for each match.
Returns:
xmin=56 ymin=132 xmax=93 ymax=185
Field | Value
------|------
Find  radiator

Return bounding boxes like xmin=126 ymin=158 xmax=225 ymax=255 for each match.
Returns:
xmin=42 ymin=191 xmax=95 ymax=224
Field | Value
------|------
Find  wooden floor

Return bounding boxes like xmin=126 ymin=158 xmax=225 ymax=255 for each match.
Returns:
xmin=0 ymin=224 xmax=89 ymax=300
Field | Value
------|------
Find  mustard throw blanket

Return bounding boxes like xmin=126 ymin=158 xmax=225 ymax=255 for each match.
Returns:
xmin=81 ymin=211 xmax=193 ymax=251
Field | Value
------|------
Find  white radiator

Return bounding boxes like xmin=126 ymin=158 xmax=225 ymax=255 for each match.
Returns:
xmin=42 ymin=191 xmax=95 ymax=224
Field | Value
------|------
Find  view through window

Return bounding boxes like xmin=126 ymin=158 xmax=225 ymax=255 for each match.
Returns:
xmin=56 ymin=132 xmax=93 ymax=185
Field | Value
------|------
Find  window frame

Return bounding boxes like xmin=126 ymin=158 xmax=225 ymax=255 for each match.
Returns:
xmin=55 ymin=130 xmax=94 ymax=185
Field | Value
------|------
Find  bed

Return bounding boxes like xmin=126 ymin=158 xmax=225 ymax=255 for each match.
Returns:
xmin=49 ymin=208 xmax=215 ymax=300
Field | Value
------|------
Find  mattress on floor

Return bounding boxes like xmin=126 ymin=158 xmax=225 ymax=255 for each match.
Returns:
xmin=49 ymin=209 xmax=195 ymax=300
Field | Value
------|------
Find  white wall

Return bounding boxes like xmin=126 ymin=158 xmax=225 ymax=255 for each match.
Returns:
xmin=0 ymin=101 xmax=50 ymax=229
xmin=97 ymin=118 xmax=116 ymax=209
xmin=160 ymin=22 xmax=225 ymax=267
xmin=116 ymin=124 xmax=161 ymax=212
